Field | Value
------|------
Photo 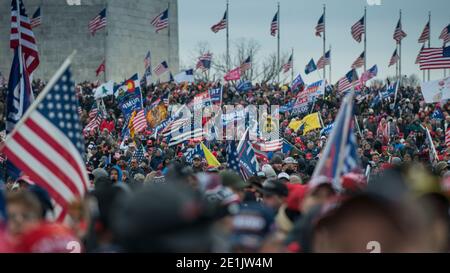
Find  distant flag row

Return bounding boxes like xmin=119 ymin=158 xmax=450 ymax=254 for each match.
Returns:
xmin=89 ymin=7 xmax=170 ymax=35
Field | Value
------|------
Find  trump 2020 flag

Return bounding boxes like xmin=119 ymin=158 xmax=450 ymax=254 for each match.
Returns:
xmin=224 ymin=67 xmax=241 ymax=81
xmin=312 ymin=90 xmax=359 ymax=189
xmin=0 ymin=53 xmax=89 ymax=222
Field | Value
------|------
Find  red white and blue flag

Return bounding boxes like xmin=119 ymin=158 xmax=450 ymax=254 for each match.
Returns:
xmin=419 ymin=46 xmax=450 ymax=70
xmin=1 ymin=59 xmax=89 ymax=222
xmin=151 ymin=8 xmax=169 ymax=33
xmin=196 ymin=53 xmax=212 ymax=71
xmin=240 ymin=56 xmax=252 ymax=72
xmin=317 ymin=50 xmax=331 ymax=70
xmin=283 ymin=54 xmax=293 ymax=73
xmin=30 ymin=6 xmax=41 ymax=28
xmin=315 ymin=13 xmax=325 ymax=37
xmin=270 ymin=11 xmax=279 ymax=36
xmin=88 ymin=8 xmax=107 ymax=35
xmin=211 ymin=10 xmax=227 ymax=33
xmin=153 ymin=61 xmax=169 ymax=76
xmin=418 ymin=21 xmax=430 ymax=43
xmin=351 ymin=51 xmax=365 ymax=69
xmin=11 ymin=0 xmax=40 ymax=75
xmin=393 ymin=18 xmax=407 ymax=44
xmin=439 ymin=24 xmax=450 ymax=44
xmin=351 ymin=16 xmax=365 ymax=43
xmin=389 ymin=48 xmax=399 ymax=67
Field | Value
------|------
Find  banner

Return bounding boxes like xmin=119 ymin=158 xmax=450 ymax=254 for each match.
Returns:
xmin=237 ymin=81 xmax=252 ymax=92
xmin=420 ymin=76 xmax=450 ymax=103
xmin=224 ymin=67 xmax=241 ymax=81
xmin=116 ymin=74 xmax=143 ymax=118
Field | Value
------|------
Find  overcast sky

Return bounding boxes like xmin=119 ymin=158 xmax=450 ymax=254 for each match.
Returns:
xmin=178 ymin=0 xmax=450 ymax=83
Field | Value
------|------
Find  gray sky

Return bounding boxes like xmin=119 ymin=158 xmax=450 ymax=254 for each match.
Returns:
xmin=178 ymin=0 xmax=450 ymax=83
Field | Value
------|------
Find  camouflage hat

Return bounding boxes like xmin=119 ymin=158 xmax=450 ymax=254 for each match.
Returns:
xmin=220 ymin=170 xmax=247 ymax=190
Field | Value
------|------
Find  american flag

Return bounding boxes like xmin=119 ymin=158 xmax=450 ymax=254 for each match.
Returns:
xmin=240 ymin=56 xmax=252 ymax=72
xmin=252 ymin=139 xmax=283 ymax=152
xmin=393 ymin=18 xmax=407 ymax=44
xmin=270 ymin=11 xmax=279 ymax=37
xmin=351 ymin=51 xmax=365 ymax=69
xmin=10 ymin=0 xmax=40 ymax=75
xmin=439 ymin=24 xmax=450 ymax=44
xmin=312 ymin=91 xmax=359 ymax=188
xmin=211 ymin=10 xmax=227 ymax=33
xmin=144 ymin=51 xmax=151 ymax=70
xmin=30 ymin=6 xmax=41 ymax=28
xmin=153 ymin=61 xmax=169 ymax=76
xmin=351 ymin=16 xmax=365 ymax=43
xmin=168 ymin=124 xmax=204 ymax=147
xmin=162 ymin=118 xmax=190 ymax=137
xmin=283 ymin=54 xmax=293 ymax=73
xmin=132 ymin=109 xmax=147 ymax=133
xmin=1 ymin=61 xmax=89 ymax=222
xmin=418 ymin=21 xmax=430 ymax=43
xmin=419 ymin=46 xmax=450 ymax=70
xmin=196 ymin=53 xmax=212 ymax=72
xmin=416 ymin=45 xmax=425 ymax=64
xmin=88 ymin=8 xmax=107 ymax=35
xmin=315 ymin=13 xmax=325 ymax=37
xmin=96 ymin=59 xmax=105 ymax=77
xmin=83 ymin=115 xmax=101 ymax=135
xmin=88 ymin=102 xmax=98 ymax=119
xmin=337 ymin=69 xmax=359 ymax=93
xmin=389 ymin=48 xmax=399 ymax=67
xmin=227 ymin=141 xmax=241 ymax=175
xmin=151 ymin=8 xmax=169 ymax=33
xmin=360 ymin=65 xmax=378 ymax=85
xmin=131 ymin=145 xmax=146 ymax=163
xmin=317 ymin=50 xmax=331 ymax=69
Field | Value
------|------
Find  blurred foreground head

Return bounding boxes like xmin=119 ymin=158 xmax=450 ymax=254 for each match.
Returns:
xmin=111 ymin=183 xmax=213 ymax=252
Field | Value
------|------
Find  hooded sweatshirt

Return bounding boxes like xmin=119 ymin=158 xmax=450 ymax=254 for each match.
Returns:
xmin=110 ymin=165 xmax=123 ymax=183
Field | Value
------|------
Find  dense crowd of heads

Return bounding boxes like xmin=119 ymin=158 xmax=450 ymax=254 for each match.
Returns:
xmin=0 ymin=78 xmax=449 ymax=252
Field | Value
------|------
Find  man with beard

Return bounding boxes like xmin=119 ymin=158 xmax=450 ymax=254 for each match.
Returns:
xmin=283 ymin=157 xmax=298 ymax=175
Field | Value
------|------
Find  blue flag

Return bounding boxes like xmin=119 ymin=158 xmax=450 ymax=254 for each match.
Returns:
xmin=237 ymin=130 xmax=259 ymax=180
xmin=305 ymin=59 xmax=317 ymax=75
xmin=291 ymin=74 xmax=305 ymax=92
xmin=209 ymin=87 xmax=223 ymax=104
xmin=237 ymin=81 xmax=252 ymax=92
xmin=116 ymin=74 xmax=143 ymax=118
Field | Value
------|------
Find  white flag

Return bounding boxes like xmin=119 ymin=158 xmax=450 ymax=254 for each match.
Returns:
xmin=420 ymin=76 xmax=450 ymax=103
xmin=174 ymin=69 xmax=194 ymax=84
xmin=93 ymin=81 xmax=114 ymax=99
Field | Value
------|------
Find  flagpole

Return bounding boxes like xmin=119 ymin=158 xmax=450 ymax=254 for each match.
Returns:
xmin=364 ymin=6 xmax=367 ymax=73
xmin=428 ymin=11 xmax=431 ymax=81
xmin=277 ymin=2 xmax=280 ymax=84
xmin=399 ymin=10 xmax=402 ymax=87
xmin=329 ymin=44 xmax=332 ymax=84
xmin=104 ymin=2 xmax=108 ymax=82
xmin=15 ymin=0 xmax=25 ymax=104
xmin=168 ymin=2 xmax=171 ymax=71
xmin=291 ymin=47 xmax=294 ymax=83
xmin=323 ymin=4 xmax=326 ymax=81
xmin=226 ymin=0 xmax=230 ymax=72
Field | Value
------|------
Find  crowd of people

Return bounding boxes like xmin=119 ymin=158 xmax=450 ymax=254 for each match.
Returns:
xmin=0 ymin=75 xmax=449 ymax=253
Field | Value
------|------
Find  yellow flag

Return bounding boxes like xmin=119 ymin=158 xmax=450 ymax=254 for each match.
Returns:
xmin=288 ymin=119 xmax=303 ymax=131
xmin=128 ymin=111 xmax=137 ymax=138
xmin=200 ymin=142 xmax=221 ymax=167
xmin=301 ymin=112 xmax=322 ymax=135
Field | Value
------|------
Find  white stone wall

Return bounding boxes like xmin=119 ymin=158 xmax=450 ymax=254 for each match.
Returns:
xmin=0 ymin=0 xmax=179 ymax=83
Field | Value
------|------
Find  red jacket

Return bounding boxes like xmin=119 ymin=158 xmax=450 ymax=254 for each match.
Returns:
xmin=100 ymin=120 xmax=115 ymax=133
